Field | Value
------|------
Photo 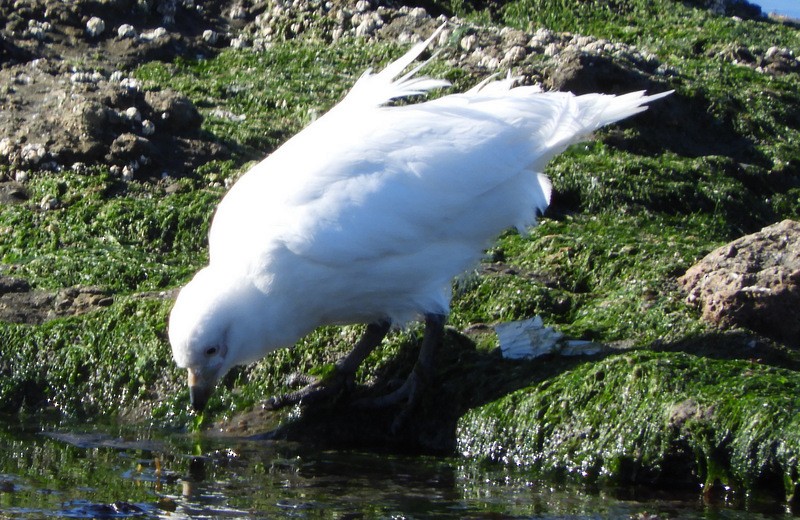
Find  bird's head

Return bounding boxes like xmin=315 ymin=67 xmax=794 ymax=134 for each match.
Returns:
xmin=168 ymin=267 xmax=275 ymax=412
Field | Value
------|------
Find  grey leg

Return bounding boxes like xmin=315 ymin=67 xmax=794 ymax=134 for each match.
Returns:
xmin=356 ymin=313 xmax=445 ymax=427
xmin=264 ymin=319 xmax=391 ymax=409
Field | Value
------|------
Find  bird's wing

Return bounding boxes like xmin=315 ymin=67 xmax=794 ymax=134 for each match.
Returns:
xmin=208 ymin=30 xmax=670 ymax=275
xmin=209 ymin=89 xmax=647 ymax=271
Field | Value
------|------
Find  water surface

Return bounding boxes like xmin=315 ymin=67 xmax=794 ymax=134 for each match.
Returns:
xmin=0 ymin=419 xmax=794 ymax=519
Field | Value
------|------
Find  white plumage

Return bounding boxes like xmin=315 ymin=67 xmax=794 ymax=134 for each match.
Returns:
xmin=168 ymin=26 xmax=671 ymax=411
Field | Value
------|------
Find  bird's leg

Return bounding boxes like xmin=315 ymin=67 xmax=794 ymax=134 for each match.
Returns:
xmin=264 ymin=319 xmax=391 ymax=410
xmin=356 ymin=313 xmax=445 ymax=429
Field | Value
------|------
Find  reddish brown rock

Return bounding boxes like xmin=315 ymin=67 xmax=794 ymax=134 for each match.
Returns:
xmin=679 ymin=219 xmax=800 ymax=346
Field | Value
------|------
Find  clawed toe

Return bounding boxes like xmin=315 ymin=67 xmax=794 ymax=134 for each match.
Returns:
xmin=284 ymin=371 xmax=319 ymax=388
xmin=353 ymin=369 xmax=421 ymax=409
xmin=263 ymin=320 xmax=392 ymax=411
xmin=262 ymin=376 xmax=340 ymax=410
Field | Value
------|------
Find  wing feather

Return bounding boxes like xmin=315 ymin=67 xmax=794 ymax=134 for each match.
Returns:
xmin=208 ymin=29 xmax=671 ymax=296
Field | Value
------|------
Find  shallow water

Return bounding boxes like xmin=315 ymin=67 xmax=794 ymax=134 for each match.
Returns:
xmin=0 ymin=419 xmax=794 ymax=519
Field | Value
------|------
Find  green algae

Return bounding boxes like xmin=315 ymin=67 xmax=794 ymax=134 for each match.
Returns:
xmin=450 ymin=212 xmax=717 ymax=344
xmin=0 ymin=168 xmax=217 ymax=292
xmin=133 ymin=41 xmax=458 ymax=163
xmin=0 ymin=0 xmax=797 ymax=505
xmin=0 ymin=297 xmax=186 ymax=424
xmin=456 ymin=350 xmax=800 ymax=500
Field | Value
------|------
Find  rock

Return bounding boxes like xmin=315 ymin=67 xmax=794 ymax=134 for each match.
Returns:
xmin=144 ymin=89 xmax=202 ymax=132
xmin=39 ymin=195 xmax=59 ymax=210
xmin=762 ymin=46 xmax=800 ymax=74
xmin=456 ymin=350 xmax=800 ymax=499
xmin=460 ymin=34 xmax=477 ymax=52
xmin=501 ymin=45 xmax=527 ymax=67
xmin=141 ymin=119 xmax=156 ymax=136
xmin=685 ymin=0 xmax=762 ymax=18
xmin=140 ymin=27 xmax=168 ymax=41
xmin=107 ymin=133 xmax=156 ymax=165
xmin=20 ymin=143 xmax=46 ymax=165
xmin=0 ymin=276 xmax=113 ymax=325
xmin=0 ymin=276 xmax=31 ymax=294
xmin=117 ymin=24 xmax=137 ymax=39
xmin=679 ymin=219 xmax=800 ymax=346
xmin=0 ymin=181 xmax=29 ymax=205
xmin=85 ymin=17 xmax=105 ymax=38
xmin=546 ymin=50 xmax=657 ymax=94
xmin=202 ymin=29 xmax=218 ymax=44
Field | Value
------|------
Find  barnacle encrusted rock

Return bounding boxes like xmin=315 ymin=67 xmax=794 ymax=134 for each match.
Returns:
xmin=679 ymin=219 xmax=800 ymax=346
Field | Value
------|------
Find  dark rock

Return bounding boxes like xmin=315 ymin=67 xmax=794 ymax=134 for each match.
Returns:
xmin=457 ymin=350 xmax=800 ymax=498
xmin=679 ymin=219 xmax=800 ymax=346
xmin=107 ymin=133 xmax=156 ymax=163
xmin=0 ymin=275 xmax=31 ymax=294
xmin=0 ymin=182 xmax=29 ymax=204
xmin=763 ymin=46 xmax=800 ymax=74
xmin=144 ymin=89 xmax=203 ymax=132
xmin=684 ymin=0 xmax=762 ymax=18
xmin=546 ymin=50 xmax=659 ymax=95
xmin=0 ymin=280 xmax=113 ymax=325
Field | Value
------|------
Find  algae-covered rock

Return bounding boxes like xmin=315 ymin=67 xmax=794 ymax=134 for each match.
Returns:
xmin=0 ymin=296 xmax=185 ymax=421
xmin=0 ymin=4 xmax=798 ymax=514
xmin=457 ymin=350 xmax=800 ymax=501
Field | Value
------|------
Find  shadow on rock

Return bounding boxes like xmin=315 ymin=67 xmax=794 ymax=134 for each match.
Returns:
xmin=224 ymin=327 xmax=615 ymax=455
xmin=547 ymin=51 xmax=764 ymax=164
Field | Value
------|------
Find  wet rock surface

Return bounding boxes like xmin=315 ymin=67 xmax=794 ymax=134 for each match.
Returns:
xmin=680 ymin=219 xmax=800 ymax=346
xmin=0 ymin=274 xmax=113 ymax=324
xmin=456 ymin=349 xmax=800 ymax=499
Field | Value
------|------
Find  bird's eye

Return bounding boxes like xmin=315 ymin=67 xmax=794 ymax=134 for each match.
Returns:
xmin=205 ymin=346 xmax=218 ymax=357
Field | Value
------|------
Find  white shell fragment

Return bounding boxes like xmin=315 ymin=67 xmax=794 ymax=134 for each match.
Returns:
xmin=495 ymin=316 xmax=605 ymax=360
xmin=496 ymin=316 xmax=561 ymax=359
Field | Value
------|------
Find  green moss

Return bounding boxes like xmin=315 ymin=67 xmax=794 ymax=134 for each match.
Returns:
xmin=457 ymin=350 xmax=800 ymax=499
xmin=451 ymin=212 xmax=718 ymax=344
xmin=0 ymin=297 xmax=192 ymax=426
xmin=0 ymin=168 xmax=217 ymax=292
xmin=136 ymin=41 xmax=412 ymax=161
xmin=199 ymin=324 xmax=417 ymax=421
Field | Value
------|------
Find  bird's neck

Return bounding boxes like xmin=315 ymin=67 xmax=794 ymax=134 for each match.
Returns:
xmin=238 ymin=281 xmax=319 ymax=355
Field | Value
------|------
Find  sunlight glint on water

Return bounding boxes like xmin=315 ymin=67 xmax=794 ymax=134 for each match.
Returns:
xmin=0 ymin=421 xmax=793 ymax=519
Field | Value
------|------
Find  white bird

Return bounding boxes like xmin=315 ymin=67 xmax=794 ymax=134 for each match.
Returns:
xmin=168 ymin=25 xmax=671 ymax=416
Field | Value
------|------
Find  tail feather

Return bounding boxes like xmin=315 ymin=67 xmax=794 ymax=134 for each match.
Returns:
xmin=584 ymin=89 xmax=673 ymax=130
xmin=343 ymin=23 xmax=451 ymax=108
xmin=543 ymin=89 xmax=672 ymax=149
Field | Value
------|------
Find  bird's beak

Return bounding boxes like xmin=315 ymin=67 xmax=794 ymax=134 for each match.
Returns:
xmin=187 ymin=368 xmax=216 ymax=412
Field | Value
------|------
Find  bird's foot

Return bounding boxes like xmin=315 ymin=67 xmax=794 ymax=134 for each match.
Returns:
xmin=353 ymin=365 xmax=429 ymax=433
xmin=262 ymin=319 xmax=392 ymax=411
xmin=354 ymin=313 xmax=445 ymax=432
xmin=262 ymin=371 xmax=346 ymax=410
